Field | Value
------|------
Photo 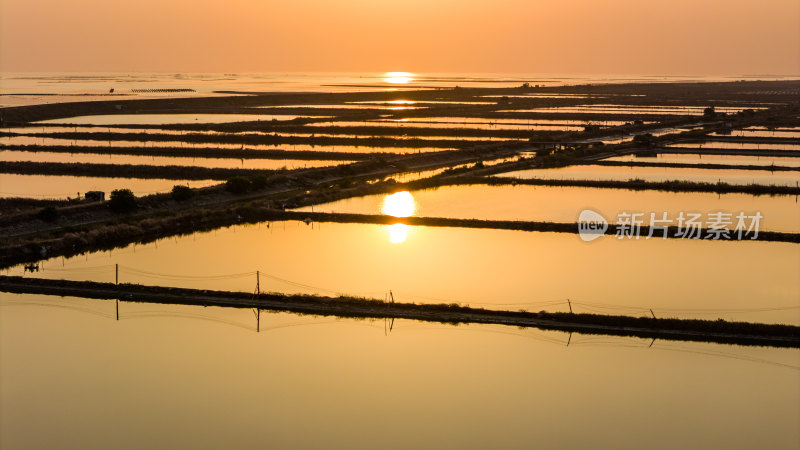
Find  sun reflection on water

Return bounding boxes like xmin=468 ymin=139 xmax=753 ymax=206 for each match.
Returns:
xmin=382 ymin=191 xmax=416 ymax=244
xmin=388 ymin=224 xmax=410 ymax=244
xmin=384 ymin=72 xmax=414 ymax=84
xmin=382 ymin=191 xmax=415 ymax=217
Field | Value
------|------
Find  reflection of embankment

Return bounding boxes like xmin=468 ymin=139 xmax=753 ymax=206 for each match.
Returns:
xmin=1 ymin=276 xmax=797 ymax=348
xmin=584 ymin=160 xmax=800 ymax=172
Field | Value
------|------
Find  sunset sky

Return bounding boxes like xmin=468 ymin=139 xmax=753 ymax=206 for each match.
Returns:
xmin=1 ymin=0 xmax=798 ymax=75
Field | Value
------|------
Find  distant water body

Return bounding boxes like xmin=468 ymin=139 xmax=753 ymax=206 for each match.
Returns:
xmin=1 ymin=72 xmax=797 ymax=107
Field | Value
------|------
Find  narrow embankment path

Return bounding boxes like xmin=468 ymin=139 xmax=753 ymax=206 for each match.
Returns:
xmin=1 ymin=276 xmax=798 ymax=348
xmin=269 ymin=211 xmax=800 ymax=243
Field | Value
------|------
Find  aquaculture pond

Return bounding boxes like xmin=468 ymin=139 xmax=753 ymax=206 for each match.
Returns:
xmin=377 ymin=156 xmax=521 ymax=183
xmin=303 ymin=117 xmax=644 ymax=132
xmin=379 ymin=117 xmax=638 ymax=126
xmin=4 ymin=126 xmax=231 ymax=135
xmin=348 ymin=100 xmax=494 ymax=105
xmin=668 ymin=142 xmax=800 ymax=151
xmin=505 ymin=105 xmax=765 ymax=115
xmin=2 ymin=292 xmax=797 ymax=449
xmin=400 ymin=118 xmax=637 ymax=125
xmin=7 ymin=220 xmax=799 ymax=325
xmin=302 ymin=185 xmax=800 ymax=232
xmin=0 ymin=135 xmax=450 ymax=154
xmin=0 ymin=174 xmax=218 ymax=199
xmin=5 ymin=126 xmax=304 ymax=137
xmin=36 ymin=114 xmax=331 ymax=125
xmin=710 ymin=129 xmax=800 ymax=139
xmin=0 ymin=150 xmax=350 ymax=170
xmin=305 ymin=120 xmax=588 ymax=131
xmin=495 ymin=165 xmax=800 ymax=187
xmin=0 ymin=135 xmax=216 ymax=148
xmin=258 ymin=104 xmax=424 ymax=110
xmin=5 ymin=127 xmax=506 ymax=144
xmin=274 ymin=132 xmax=518 ymax=142
xmin=603 ymin=153 xmax=800 ymax=168
xmin=481 ymin=93 xmax=598 ymax=99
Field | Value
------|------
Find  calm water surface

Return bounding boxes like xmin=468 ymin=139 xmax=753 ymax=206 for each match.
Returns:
xmin=0 ymin=174 xmax=218 ymax=198
xmin=306 ymin=120 xmax=588 ymax=131
xmin=603 ymin=153 xmax=800 ymax=168
xmin=7 ymin=221 xmax=799 ymax=324
xmin=3 ymin=72 xmax=800 ymax=449
xmin=0 ymin=135 xmax=447 ymax=154
xmin=36 ymin=114 xmax=330 ymax=125
xmin=506 ymin=105 xmax=764 ymax=115
xmin=1 ymin=292 xmax=798 ymax=449
xmin=710 ymin=129 xmax=800 ymax=139
xmin=0 ymin=150 xmax=348 ymax=170
xmin=4 ymin=72 xmax=795 ymax=107
xmin=669 ymin=142 xmax=800 ymax=151
xmin=303 ymin=185 xmax=800 ymax=232
xmin=496 ymin=165 xmax=800 ymax=187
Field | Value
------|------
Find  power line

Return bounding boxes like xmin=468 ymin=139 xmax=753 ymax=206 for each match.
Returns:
xmin=13 ymin=263 xmax=800 ymax=319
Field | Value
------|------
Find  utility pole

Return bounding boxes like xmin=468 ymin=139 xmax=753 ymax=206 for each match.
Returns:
xmin=567 ymin=299 xmax=572 ymax=314
xmin=256 ymin=271 xmax=260 ymax=295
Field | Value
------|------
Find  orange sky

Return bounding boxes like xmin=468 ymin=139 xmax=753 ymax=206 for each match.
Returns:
xmin=1 ymin=0 xmax=798 ymax=75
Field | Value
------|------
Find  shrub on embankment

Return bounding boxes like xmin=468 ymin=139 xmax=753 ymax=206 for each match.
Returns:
xmin=36 ymin=206 xmax=59 ymax=222
xmin=108 ymin=189 xmax=137 ymax=213
xmin=171 ymin=185 xmax=194 ymax=201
